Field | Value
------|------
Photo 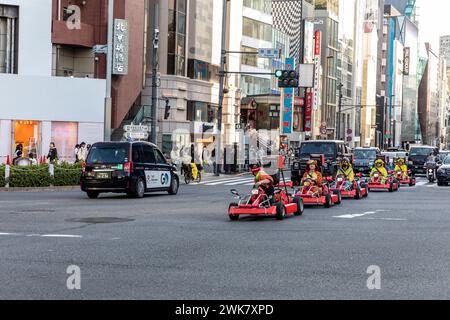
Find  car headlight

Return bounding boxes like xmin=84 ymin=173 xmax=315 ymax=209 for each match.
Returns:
xmin=408 ymin=161 xmax=414 ymax=165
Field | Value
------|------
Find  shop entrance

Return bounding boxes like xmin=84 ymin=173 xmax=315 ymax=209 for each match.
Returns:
xmin=13 ymin=120 xmax=40 ymax=159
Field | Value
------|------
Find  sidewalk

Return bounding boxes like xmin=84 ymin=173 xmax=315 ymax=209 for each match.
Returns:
xmin=0 ymin=186 xmax=80 ymax=193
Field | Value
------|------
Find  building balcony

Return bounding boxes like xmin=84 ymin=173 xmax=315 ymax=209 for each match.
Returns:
xmin=52 ymin=19 xmax=96 ymax=48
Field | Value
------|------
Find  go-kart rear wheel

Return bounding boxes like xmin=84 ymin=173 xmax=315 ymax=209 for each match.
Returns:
xmin=293 ymin=197 xmax=304 ymax=216
xmin=228 ymin=203 xmax=239 ymax=221
xmin=409 ymin=178 xmax=416 ymax=187
xmin=389 ymin=182 xmax=394 ymax=192
xmin=334 ymin=190 xmax=342 ymax=205
xmin=324 ymin=194 xmax=333 ymax=208
xmin=354 ymin=185 xmax=361 ymax=200
xmin=275 ymin=203 xmax=287 ymax=220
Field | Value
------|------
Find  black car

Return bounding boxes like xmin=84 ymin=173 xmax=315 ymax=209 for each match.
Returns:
xmin=291 ymin=140 xmax=351 ymax=185
xmin=80 ymin=142 xmax=179 ymax=199
xmin=437 ymin=156 xmax=450 ymax=186
xmin=408 ymin=146 xmax=438 ymax=174
xmin=353 ymin=147 xmax=379 ymax=175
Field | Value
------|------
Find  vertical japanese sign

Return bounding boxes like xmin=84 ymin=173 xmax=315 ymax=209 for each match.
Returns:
xmin=282 ymin=57 xmax=295 ymax=135
xmin=304 ymin=91 xmax=313 ymax=132
xmin=403 ymin=47 xmax=410 ymax=76
xmin=313 ymin=31 xmax=321 ymax=111
xmin=113 ymin=19 xmax=129 ymax=75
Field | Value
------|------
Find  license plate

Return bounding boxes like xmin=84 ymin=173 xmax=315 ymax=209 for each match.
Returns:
xmin=96 ymin=172 xmax=111 ymax=179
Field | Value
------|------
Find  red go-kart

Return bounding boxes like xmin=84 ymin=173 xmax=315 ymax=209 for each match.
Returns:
xmin=294 ymin=178 xmax=341 ymax=208
xmin=394 ymin=170 xmax=416 ymax=187
xmin=228 ymin=186 xmax=304 ymax=221
xmin=367 ymin=172 xmax=399 ymax=192
xmin=330 ymin=175 xmax=368 ymax=200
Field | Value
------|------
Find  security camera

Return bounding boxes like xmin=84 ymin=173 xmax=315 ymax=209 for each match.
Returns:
xmin=153 ymin=29 xmax=159 ymax=48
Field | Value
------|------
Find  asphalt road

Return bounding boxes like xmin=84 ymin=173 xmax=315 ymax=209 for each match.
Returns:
xmin=0 ymin=175 xmax=450 ymax=299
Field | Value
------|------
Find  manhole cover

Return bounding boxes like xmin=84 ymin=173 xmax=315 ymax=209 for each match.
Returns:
xmin=66 ymin=217 xmax=134 ymax=224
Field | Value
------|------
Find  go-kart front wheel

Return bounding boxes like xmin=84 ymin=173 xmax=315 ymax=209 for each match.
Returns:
xmin=228 ymin=203 xmax=239 ymax=221
xmin=293 ymin=197 xmax=304 ymax=216
xmin=334 ymin=190 xmax=342 ymax=205
xmin=354 ymin=185 xmax=362 ymax=200
xmin=324 ymin=194 xmax=333 ymax=208
xmin=275 ymin=203 xmax=287 ymax=220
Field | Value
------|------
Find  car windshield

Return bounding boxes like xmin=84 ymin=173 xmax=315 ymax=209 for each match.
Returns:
xmin=299 ymin=143 xmax=335 ymax=157
xmin=444 ymin=157 xmax=450 ymax=165
xmin=410 ymin=148 xmax=433 ymax=156
xmin=354 ymin=150 xmax=377 ymax=160
xmin=86 ymin=144 xmax=129 ymax=164
xmin=438 ymin=153 xmax=450 ymax=161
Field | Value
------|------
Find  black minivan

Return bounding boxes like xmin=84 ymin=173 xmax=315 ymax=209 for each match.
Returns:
xmin=80 ymin=142 xmax=179 ymax=199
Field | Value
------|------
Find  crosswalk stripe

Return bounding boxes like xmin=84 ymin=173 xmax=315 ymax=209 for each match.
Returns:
xmin=197 ymin=176 xmax=251 ymax=185
xmin=225 ymin=179 xmax=256 ymax=186
xmin=205 ymin=177 xmax=254 ymax=186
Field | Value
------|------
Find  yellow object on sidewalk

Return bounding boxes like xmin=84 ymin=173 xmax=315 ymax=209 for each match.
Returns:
xmin=191 ymin=163 xmax=198 ymax=180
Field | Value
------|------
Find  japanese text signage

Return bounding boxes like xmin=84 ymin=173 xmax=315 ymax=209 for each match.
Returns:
xmin=304 ymin=92 xmax=313 ymax=132
xmin=282 ymin=57 xmax=295 ymax=135
xmin=313 ymin=31 xmax=322 ymax=111
xmin=113 ymin=19 xmax=129 ymax=75
xmin=404 ymin=47 xmax=410 ymax=76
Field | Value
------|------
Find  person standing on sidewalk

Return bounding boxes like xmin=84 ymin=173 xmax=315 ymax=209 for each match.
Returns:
xmin=77 ymin=142 xmax=88 ymax=162
xmin=47 ymin=142 xmax=58 ymax=164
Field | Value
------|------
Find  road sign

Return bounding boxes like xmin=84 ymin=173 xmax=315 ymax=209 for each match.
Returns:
xmin=93 ymin=44 xmax=108 ymax=54
xmin=124 ymin=124 xmax=149 ymax=133
xmin=124 ymin=132 xmax=148 ymax=140
xmin=258 ymin=48 xmax=281 ymax=59
xmin=347 ymin=128 xmax=353 ymax=135
xmin=320 ymin=126 xmax=327 ymax=135
xmin=347 ymin=136 xmax=353 ymax=142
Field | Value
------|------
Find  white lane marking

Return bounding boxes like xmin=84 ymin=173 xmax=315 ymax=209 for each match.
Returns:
xmin=206 ymin=178 xmax=255 ymax=186
xmin=415 ymin=181 xmax=428 ymax=186
xmin=0 ymin=232 xmax=22 ymax=236
xmin=362 ymin=218 xmax=408 ymax=221
xmin=197 ymin=176 xmax=251 ymax=185
xmin=333 ymin=211 xmax=377 ymax=219
xmin=225 ymin=179 xmax=256 ymax=186
xmin=41 ymin=234 xmax=83 ymax=238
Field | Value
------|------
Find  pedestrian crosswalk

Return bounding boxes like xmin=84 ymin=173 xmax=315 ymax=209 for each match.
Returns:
xmin=186 ymin=176 xmax=435 ymax=187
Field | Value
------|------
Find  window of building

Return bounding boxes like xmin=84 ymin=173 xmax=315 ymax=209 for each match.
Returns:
xmin=241 ymin=75 xmax=271 ymax=96
xmin=0 ymin=5 xmax=19 ymax=74
xmin=242 ymin=17 xmax=272 ymax=42
xmin=187 ymin=101 xmax=218 ymax=123
xmin=243 ymin=0 xmax=272 ymax=15
xmin=13 ymin=121 xmax=41 ymax=160
xmin=51 ymin=122 xmax=78 ymax=163
xmin=187 ymin=59 xmax=219 ymax=82
xmin=167 ymin=0 xmax=187 ymax=76
xmin=241 ymin=46 xmax=270 ymax=69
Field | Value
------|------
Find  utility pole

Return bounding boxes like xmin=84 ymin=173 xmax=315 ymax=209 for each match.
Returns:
xmin=215 ymin=0 xmax=228 ymax=176
xmin=151 ymin=4 xmax=159 ymax=145
xmin=104 ymin=0 xmax=114 ymax=142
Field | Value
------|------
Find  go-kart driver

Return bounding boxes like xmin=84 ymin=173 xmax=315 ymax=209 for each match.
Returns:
xmin=394 ymin=158 xmax=408 ymax=179
xmin=370 ymin=159 xmax=388 ymax=183
xmin=250 ymin=163 xmax=275 ymax=198
xmin=301 ymin=160 xmax=323 ymax=195
xmin=336 ymin=157 xmax=355 ymax=184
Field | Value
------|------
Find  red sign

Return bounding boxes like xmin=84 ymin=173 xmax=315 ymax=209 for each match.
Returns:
xmin=304 ymin=92 xmax=313 ymax=132
xmin=314 ymin=31 xmax=321 ymax=56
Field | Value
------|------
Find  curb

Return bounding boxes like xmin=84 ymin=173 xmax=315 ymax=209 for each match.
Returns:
xmin=0 ymin=186 xmax=80 ymax=193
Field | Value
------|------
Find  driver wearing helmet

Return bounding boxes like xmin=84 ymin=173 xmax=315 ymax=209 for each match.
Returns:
xmin=336 ymin=157 xmax=355 ymax=183
xmin=370 ymin=159 xmax=388 ymax=183
xmin=250 ymin=163 xmax=275 ymax=197
xmin=301 ymin=160 xmax=323 ymax=194
xmin=394 ymin=158 xmax=408 ymax=179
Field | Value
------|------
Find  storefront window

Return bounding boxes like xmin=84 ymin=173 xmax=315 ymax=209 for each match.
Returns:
xmin=51 ymin=122 xmax=78 ymax=163
xmin=13 ymin=120 xmax=40 ymax=159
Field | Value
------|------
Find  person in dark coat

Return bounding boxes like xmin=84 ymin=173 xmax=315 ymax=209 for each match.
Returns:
xmin=47 ymin=142 xmax=58 ymax=163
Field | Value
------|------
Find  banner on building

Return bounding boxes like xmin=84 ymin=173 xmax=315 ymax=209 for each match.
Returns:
xmin=404 ymin=47 xmax=410 ymax=76
xmin=304 ymin=92 xmax=313 ymax=132
xmin=113 ymin=19 xmax=129 ymax=75
xmin=282 ymin=57 xmax=295 ymax=135
xmin=313 ymin=31 xmax=322 ymax=111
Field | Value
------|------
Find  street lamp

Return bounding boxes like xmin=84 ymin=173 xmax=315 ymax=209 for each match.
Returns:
xmin=337 ymin=82 xmax=343 ymax=140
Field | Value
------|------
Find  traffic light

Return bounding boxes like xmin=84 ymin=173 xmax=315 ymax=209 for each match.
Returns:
xmin=276 ymin=70 xmax=299 ymax=88
xmin=164 ymin=99 xmax=171 ymax=120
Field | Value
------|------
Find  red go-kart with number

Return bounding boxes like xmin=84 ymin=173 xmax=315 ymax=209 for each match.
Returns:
xmin=330 ymin=174 xmax=368 ymax=200
xmin=368 ymin=172 xmax=399 ymax=192
xmin=228 ymin=184 xmax=304 ymax=221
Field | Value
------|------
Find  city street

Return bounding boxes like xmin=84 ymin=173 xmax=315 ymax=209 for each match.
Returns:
xmin=1 ymin=175 xmax=449 ymax=299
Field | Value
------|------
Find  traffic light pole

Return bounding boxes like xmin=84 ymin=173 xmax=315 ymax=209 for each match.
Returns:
xmin=215 ymin=0 xmax=228 ymax=176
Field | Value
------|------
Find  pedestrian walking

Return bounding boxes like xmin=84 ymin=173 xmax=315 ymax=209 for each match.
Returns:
xmin=47 ymin=142 xmax=58 ymax=163
xmin=13 ymin=144 xmax=23 ymax=164
xmin=74 ymin=144 xmax=80 ymax=163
